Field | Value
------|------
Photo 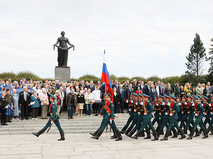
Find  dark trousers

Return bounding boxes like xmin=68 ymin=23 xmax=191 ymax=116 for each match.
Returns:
xmin=21 ymin=102 xmax=29 ymax=119
xmin=32 ymin=108 xmax=39 ymax=118
xmin=118 ymin=100 xmax=124 ymax=113
xmin=114 ymin=102 xmax=118 ymax=114
xmin=93 ymin=103 xmax=100 ymax=115
xmin=1 ymin=109 xmax=6 ymax=124
xmin=68 ymin=104 xmax=74 ymax=117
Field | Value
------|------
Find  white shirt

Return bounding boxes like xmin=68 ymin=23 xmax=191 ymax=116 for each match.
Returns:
xmin=92 ymin=89 xmax=101 ymax=101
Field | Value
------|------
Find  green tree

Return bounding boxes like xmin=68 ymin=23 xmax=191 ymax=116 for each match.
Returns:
xmin=185 ymin=33 xmax=206 ymax=84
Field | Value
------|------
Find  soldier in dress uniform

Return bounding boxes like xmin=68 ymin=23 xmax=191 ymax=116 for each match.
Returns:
xmin=184 ymin=95 xmax=195 ymax=134
xmin=32 ymin=94 xmax=65 ymax=141
xmin=206 ymin=97 xmax=213 ymax=134
xmin=179 ymin=96 xmax=188 ymax=131
xmin=126 ymin=93 xmax=144 ymax=137
xmin=160 ymin=94 xmax=185 ymax=141
xmin=202 ymin=96 xmax=211 ymax=129
xmin=157 ymin=95 xmax=170 ymax=137
xmin=155 ymin=95 xmax=164 ymax=134
xmin=120 ymin=93 xmax=137 ymax=134
xmin=131 ymin=94 xmax=158 ymax=141
xmin=187 ymin=95 xmax=208 ymax=140
xmin=124 ymin=93 xmax=139 ymax=135
xmin=91 ymin=92 xmax=122 ymax=141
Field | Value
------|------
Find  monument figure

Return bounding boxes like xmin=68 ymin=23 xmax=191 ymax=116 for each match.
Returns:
xmin=53 ymin=31 xmax=75 ymax=67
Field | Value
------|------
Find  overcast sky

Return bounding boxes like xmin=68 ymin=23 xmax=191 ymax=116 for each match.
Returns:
xmin=0 ymin=0 xmax=213 ymax=79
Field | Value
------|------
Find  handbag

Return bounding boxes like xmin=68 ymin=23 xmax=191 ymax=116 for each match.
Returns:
xmin=30 ymin=101 xmax=35 ymax=105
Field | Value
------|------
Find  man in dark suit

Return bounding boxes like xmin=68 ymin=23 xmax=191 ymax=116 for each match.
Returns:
xmin=19 ymin=86 xmax=31 ymax=120
xmin=112 ymin=80 xmax=119 ymax=89
xmin=118 ymin=85 xmax=125 ymax=113
xmin=143 ymin=81 xmax=151 ymax=97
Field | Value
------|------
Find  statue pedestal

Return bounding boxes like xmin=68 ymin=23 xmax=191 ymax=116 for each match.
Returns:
xmin=55 ymin=66 xmax=70 ymax=82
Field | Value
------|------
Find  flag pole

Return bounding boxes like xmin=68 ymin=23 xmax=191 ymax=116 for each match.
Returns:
xmin=104 ymin=49 xmax=106 ymax=94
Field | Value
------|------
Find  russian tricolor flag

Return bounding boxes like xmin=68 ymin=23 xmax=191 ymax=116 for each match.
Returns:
xmin=101 ymin=52 xmax=113 ymax=102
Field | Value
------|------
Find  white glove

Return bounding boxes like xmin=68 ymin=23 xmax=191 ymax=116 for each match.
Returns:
xmin=129 ymin=109 xmax=131 ymax=112
xmin=165 ymin=112 xmax=168 ymax=115
xmin=131 ymin=100 xmax=133 ymax=103
xmin=162 ymin=102 xmax=165 ymax=105
xmin=156 ymin=103 xmax=158 ymax=106
xmin=209 ymin=104 xmax=211 ymax=107
xmin=192 ymin=103 xmax=195 ymax=106
xmin=178 ymin=103 xmax=181 ymax=106
xmin=134 ymin=109 xmax=137 ymax=112
xmin=170 ymin=113 xmax=173 ymax=116
xmin=195 ymin=113 xmax=198 ymax=116
xmin=51 ymin=121 xmax=54 ymax=124
xmin=185 ymin=102 xmax=187 ymax=105
xmin=203 ymin=112 xmax=206 ymax=115
xmin=136 ymin=103 xmax=138 ymax=105
xmin=211 ymin=112 xmax=213 ymax=115
xmin=159 ymin=113 xmax=161 ymax=115
xmin=140 ymin=102 xmax=143 ymax=105
xmin=138 ymin=112 xmax=141 ymax=115
xmin=110 ymin=120 xmax=113 ymax=124
xmin=188 ymin=112 xmax=190 ymax=114
xmin=144 ymin=112 xmax=147 ymax=115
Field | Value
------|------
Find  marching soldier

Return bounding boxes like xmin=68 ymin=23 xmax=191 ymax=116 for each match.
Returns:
xmin=179 ymin=96 xmax=187 ymax=131
xmin=126 ymin=93 xmax=145 ymax=137
xmin=131 ymin=94 xmax=158 ymax=141
xmin=160 ymin=94 xmax=185 ymax=141
xmin=124 ymin=93 xmax=139 ymax=135
xmin=32 ymin=94 xmax=65 ymax=141
xmin=202 ymin=96 xmax=211 ymax=128
xmin=187 ymin=95 xmax=208 ymax=140
xmin=91 ymin=93 xmax=122 ymax=141
xmin=157 ymin=95 xmax=170 ymax=137
xmin=184 ymin=95 xmax=194 ymax=134
xmin=120 ymin=93 xmax=138 ymax=134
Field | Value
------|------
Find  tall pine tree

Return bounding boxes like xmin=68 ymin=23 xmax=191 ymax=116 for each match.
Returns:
xmin=185 ymin=33 xmax=206 ymax=83
xmin=206 ymin=38 xmax=213 ymax=83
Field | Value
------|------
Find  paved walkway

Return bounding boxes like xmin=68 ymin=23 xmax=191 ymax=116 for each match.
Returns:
xmin=0 ymin=133 xmax=213 ymax=159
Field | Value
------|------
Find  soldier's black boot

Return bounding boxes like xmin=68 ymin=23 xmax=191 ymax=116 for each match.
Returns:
xmin=127 ymin=128 xmax=136 ymax=137
xmin=91 ymin=130 xmax=103 ymax=140
xmin=111 ymin=129 xmax=117 ymax=139
xmin=160 ymin=131 xmax=170 ymax=141
xmin=58 ymin=130 xmax=65 ymax=141
xmin=187 ymin=130 xmax=194 ymax=140
xmin=194 ymin=128 xmax=199 ymax=137
xmin=169 ymin=130 xmax=172 ymax=136
xmin=120 ymin=125 xmax=128 ymax=134
xmin=115 ymin=131 xmax=122 ymax=141
xmin=144 ymin=129 xmax=151 ymax=139
xmin=32 ymin=129 xmax=45 ymax=137
xmin=90 ymin=128 xmax=100 ymax=136
xmin=157 ymin=128 xmax=163 ymax=137
xmin=125 ymin=127 xmax=132 ymax=135
xmin=131 ymin=130 xmax=143 ymax=139
xmin=171 ymin=128 xmax=177 ymax=138
xmin=138 ymin=130 xmax=145 ymax=137
xmin=184 ymin=128 xmax=187 ymax=134
xmin=202 ymin=129 xmax=208 ymax=139
xmin=151 ymin=130 xmax=158 ymax=141
xmin=179 ymin=129 xmax=186 ymax=140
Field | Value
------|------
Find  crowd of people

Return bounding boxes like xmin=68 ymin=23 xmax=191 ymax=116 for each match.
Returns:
xmin=0 ymin=78 xmax=213 ymax=127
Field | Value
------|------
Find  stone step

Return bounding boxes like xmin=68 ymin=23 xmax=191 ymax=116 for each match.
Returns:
xmin=0 ymin=112 xmax=129 ymax=135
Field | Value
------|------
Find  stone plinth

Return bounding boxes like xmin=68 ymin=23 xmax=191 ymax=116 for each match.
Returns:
xmin=55 ymin=66 xmax=70 ymax=82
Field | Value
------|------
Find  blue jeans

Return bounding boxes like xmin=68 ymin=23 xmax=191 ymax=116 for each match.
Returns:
xmin=68 ymin=104 xmax=74 ymax=117
xmin=86 ymin=104 xmax=92 ymax=115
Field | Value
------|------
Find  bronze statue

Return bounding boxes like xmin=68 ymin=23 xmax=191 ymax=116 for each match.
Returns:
xmin=53 ymin=31 xmax=75 ymax=67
